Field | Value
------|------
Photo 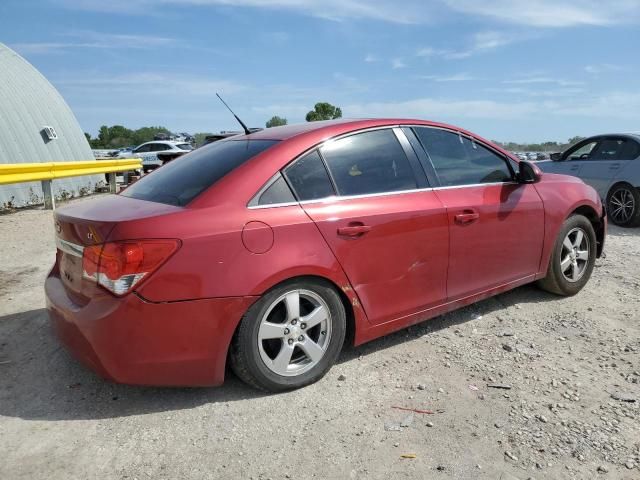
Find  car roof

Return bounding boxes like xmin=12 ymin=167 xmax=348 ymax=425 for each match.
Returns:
xmin=140 ymin=141 xmax=189 ymax=146
xmin=234 ymin=118 xmax=492 ymax=143
xmin=580 ymin=133 xmax=640 ymax=142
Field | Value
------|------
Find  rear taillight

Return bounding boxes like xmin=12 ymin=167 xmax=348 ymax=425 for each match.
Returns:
xmin=82 ymin=240 xmax=180 ymax=296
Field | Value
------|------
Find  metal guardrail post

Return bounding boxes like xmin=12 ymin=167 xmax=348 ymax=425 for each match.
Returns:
xmin=41 ymin=180 xmax=55 ymax=210
xmin=108 ymin=173 xmax=117 ymax=193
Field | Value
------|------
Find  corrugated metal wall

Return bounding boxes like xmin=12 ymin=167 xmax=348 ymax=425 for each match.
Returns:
xmin=0 ymin=43 xmax=102 ymax=208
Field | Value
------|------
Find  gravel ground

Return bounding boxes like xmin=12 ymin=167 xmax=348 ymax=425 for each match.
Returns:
xmin=0 ymin=200 xmax=638 ymax=480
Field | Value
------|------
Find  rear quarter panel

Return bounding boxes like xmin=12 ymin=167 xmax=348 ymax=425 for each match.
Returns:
xmin=534 ymin=173 xmax=604 ymax=277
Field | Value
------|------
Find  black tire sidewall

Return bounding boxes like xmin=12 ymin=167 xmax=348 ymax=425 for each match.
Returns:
xmin=549 ymin=215 xmax=597 ymax=296
xmin=234 ymin=280 xmax=346 ymax=391
xmin=607 ymin=184 xmax=640 ymax=227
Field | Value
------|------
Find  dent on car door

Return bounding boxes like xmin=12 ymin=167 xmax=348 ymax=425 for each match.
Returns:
xmin=286 ymin=128 xmax=449 ymax=325
xmin=411 ymin=127 xmax=545 ymax=300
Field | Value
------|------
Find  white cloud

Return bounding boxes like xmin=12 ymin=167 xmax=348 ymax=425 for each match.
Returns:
xmin=503 ymin=77 xmax=584 ymax=87
xmin=56 ymin=0 xmax=435 ymax=23
xmin=391 ymin=58 xmax=407 ymax=69
xmin=443 ymin=0 xmax=640 ymax=27
xmin=56 ymin=0 xmax=640 ymax=27
xmin=345 ymin=97 xmax=540 ymax=120
xmin=584 ymin=64 xmax=626 ymax=74
xmin=11 ymin=32 xmax=176 ymax=54
xmin=55 ymin=72 xmax=245 ymax=97
xmin=419 ymin=73 xmax=475 ymax=82
xmin=345 ymin=91 xmax=640 ymax=122
xmin=416 ymin=31 xmax=517 ymax=60
xmin=364 ymin=53 xmax=378 ymax=63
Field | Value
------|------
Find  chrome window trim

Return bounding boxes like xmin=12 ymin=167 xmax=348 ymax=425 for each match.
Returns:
xmin=56 ymin=237 xmax=84 ymax=257
xmin=247 ymin=180 xmax=520 ymax=209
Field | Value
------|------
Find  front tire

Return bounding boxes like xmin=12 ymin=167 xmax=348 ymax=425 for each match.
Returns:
xmin=537 ymin=215 xmax=597 ymax=296
xmin=229 ymin=279 xmax=346 ymax=392
xmin=607 ymin=183 xmax=640 ymax=227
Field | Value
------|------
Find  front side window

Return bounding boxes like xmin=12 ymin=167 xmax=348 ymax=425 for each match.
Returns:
xmin=414 ymin=128 xmax=512 ymax=187
xmin=320 ymin=129 xmax=417 ymax=196
xmin=121 ymin=139 xmax=278 ymax=206
xmin=177 ymin=143 xmax=193 ymax=151
xmin=566 ymin=141 xmax=598 ymax=160
xmin=284 ymin=150 xmax=335 ymax=201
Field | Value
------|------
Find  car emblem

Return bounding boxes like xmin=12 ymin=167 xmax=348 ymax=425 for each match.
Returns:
xmin=87 ymin=232 xmax=94 ymax=241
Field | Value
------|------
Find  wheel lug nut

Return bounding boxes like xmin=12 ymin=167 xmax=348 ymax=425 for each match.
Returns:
xmin=288 ymin=339 xmax=294 ymax=345
xmin=291 ymin=319 xmax=297 ymax=325
xmin=284 ymin=328 xmax=290 ymax=335
xmin=301 ymin=323 xmax=306 ymax=330
xmin=298 ymin=336 xmax=304 ymax=342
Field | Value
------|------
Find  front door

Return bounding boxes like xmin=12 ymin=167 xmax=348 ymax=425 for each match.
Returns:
xmin=578 ymin=137 xmax=637 ymax=198
xmin=412 ymin=127 xmax=545 ymax=300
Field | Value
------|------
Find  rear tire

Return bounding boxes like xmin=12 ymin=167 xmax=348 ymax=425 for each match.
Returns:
xmin=537 ymin=215 xmax=597 ymax=296
xmin=229 ymin=279 xmax=346 ymax=392
xmin=606 ymin=183 xmax=640 ymax=227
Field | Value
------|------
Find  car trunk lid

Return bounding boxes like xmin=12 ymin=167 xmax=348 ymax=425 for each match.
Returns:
xmin=53 ymin=195 xmax=182 ymax=304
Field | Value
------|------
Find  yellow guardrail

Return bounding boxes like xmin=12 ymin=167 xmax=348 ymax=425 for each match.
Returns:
xmin=0 ymin=158 xmax=142 ymax=185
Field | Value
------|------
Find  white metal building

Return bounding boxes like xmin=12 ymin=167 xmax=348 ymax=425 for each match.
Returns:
xmin=0 ymin=43 xmax=101 ymax=208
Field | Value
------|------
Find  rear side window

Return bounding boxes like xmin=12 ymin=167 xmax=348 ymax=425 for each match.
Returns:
xmin=620 ymin=140 xmax=640 ymax=160
xmin=414 ymin=127 xmax=512 ymax=187
xmin=591 ymin=138 xmax=628 ymax=160
xmin=121 ymin=139 xmax=278 ymax=206
xmin=320 ymin=129 xmax=417 ymax=196
xmin=284 ymin=150 xmax=335 ymax=201
xmin=256 ymin=173 xmax=296 ymax=206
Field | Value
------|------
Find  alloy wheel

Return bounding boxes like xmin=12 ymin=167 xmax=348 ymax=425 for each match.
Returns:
xmin=609 ymin=187 xmax=636 ymax=225
xmin=560 ymin=227 xmax=590 ymax=283
xmin=257 ymin=289 xmax=332 ymax=377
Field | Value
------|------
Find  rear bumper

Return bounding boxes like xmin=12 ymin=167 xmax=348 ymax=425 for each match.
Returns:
xmin=45 ymin=273 xmax=256 ymax=387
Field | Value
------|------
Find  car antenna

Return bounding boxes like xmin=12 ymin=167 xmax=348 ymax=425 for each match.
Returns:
xmin=216 ymin=93 xmax=251 ymax=136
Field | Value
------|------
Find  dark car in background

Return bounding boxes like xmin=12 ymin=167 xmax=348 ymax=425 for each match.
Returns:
xmin=538 ymin=134 xmax=640 ymax=227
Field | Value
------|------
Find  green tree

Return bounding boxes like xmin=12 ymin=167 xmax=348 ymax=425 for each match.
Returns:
xmin=193 ymin=132 xmax=214 ymax=147
xmin=305 ymin=102 xmax=342 ymax=122
xmin=265 ymin=116 xmax=288 ymax=128
xmin=567 ymin=136 xmax=586 ymax=147
xmin=132 ymin=126 xmax=170 ymax=146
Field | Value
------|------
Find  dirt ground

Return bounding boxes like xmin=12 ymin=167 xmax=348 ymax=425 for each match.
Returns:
xmin=0 ymin=199 xmax=638 ymax=480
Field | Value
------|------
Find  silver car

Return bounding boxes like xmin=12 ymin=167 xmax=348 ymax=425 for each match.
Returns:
xmin=538 ymin=134 xmax=640 ymax=227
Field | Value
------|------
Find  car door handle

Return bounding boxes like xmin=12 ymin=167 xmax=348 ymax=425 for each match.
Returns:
xmin=569 ymin=165 xmax=580 ymax=171
xmin=609 ymin=163 xmax=620 ymax=170
xmin=337 ymin=224 xmax=371 ymax=237
xmin=454 ymin=210 xmax=480 ymax=225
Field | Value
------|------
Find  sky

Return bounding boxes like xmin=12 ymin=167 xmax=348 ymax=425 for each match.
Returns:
xmin=1 ymin=0 xmax=639 ymax=142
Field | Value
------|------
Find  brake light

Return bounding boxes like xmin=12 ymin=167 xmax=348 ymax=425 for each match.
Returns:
xmin=82 ymin=240 xmax=180 ymax=296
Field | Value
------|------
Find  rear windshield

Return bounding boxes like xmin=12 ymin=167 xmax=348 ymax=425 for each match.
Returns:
xmin=121 ymin=139 xmax=278 ymax=206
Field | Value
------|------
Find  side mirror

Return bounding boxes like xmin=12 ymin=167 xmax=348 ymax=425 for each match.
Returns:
xmin=518 ymin=160 xmax=541 ymax=184
xmin=550 ymin=152 xmax=562 ymax=161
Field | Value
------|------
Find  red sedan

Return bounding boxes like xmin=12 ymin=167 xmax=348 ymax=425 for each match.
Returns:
xmin=46 ymin=119 xmax=606 ymax=391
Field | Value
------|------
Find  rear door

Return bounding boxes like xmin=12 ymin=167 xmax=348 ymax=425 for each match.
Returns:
xmin=412 ymin=127 xmax=545 ymax=300
xmin=286 ymin=128 xmax=449 ymax=325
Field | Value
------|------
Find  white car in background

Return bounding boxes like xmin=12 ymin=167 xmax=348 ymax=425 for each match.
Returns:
xmin=121 ymin=141 xmax=193 ymax=173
